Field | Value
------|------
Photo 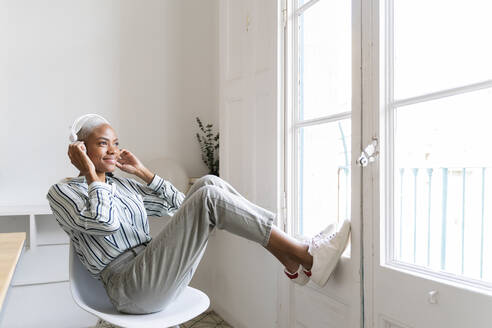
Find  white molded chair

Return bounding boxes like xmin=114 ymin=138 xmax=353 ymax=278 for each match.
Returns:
xmin=69 ymin=243 xmax=210 ymax=328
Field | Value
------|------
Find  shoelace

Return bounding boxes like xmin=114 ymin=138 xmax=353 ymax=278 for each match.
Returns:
xmin=308 ymin=231 xmax=337 ymax=253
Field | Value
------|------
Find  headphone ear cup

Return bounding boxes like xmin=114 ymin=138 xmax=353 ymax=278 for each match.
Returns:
xmin=69 ymin=131 xmax=78 ymax=143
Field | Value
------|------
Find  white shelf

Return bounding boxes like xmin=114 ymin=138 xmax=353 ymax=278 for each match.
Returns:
xmin=11 ymin=244 xmax=69 ymax=286
xmin=0 ymin=205 xmax=71 ymax=287
xmin=0 ymin=203 xmax=51 ymax=216
xmin=0 ymin=204 xmax=53 ymax=251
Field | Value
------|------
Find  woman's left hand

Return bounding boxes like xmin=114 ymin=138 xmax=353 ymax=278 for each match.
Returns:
xmin=116 ymin=149 xmax=156 ymax=184
xmin=116 ymin=149 xmax=144 ymax=175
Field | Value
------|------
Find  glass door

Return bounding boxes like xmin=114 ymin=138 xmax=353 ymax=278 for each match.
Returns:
xmin=369 ymin=0 xmax=492 ymax=326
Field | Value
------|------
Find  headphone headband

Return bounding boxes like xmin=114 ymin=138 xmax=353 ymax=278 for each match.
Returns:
xmin=69 ymin=114 xmax=109 ymax=143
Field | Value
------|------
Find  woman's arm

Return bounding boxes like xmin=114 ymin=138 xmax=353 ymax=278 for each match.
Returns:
xmin=125 ymin=175 xmax=185 ymax=217
xmin=133 ymin=165 xmax=155 ymax=185
xmin=47 ymin=140 xmax=119 ymax=235
xmin=46 ymin=181 xmax=121 ymax=235
xmin=115 ymin=149 xmax=185 ymax=216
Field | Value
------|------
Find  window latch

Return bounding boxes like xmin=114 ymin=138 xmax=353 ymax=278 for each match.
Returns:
xmin=357 ymin=137 xmax=379 ymax=167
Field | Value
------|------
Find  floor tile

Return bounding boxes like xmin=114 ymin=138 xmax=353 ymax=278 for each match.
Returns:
xmin=182 ymin=311 xmax=233 ymax=328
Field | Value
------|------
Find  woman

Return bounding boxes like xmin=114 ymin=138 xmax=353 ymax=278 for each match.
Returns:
xmin=46 ymin=114 xmax=351 ymax=314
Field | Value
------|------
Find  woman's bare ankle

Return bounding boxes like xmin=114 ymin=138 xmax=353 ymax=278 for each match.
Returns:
xmin=299 ymin=245 xmax=313 ymax=270
xmin=285 ymin=261 xmax=300 ymax=274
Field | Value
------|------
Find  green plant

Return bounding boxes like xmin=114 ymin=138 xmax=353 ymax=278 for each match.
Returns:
xmin=195 ymin=117 xmax=219 ymax=176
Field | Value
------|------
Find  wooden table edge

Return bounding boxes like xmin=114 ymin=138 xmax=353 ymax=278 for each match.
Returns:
xmin=0 ymin=232 xmax=27 ymax=312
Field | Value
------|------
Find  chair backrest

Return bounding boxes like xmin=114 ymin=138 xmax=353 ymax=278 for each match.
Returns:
xmin=69 ymin=243 xmax=115 ymax=312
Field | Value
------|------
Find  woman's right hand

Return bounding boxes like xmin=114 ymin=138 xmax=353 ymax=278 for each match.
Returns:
xmin=68 ymin=141 xmax=96 ymax=177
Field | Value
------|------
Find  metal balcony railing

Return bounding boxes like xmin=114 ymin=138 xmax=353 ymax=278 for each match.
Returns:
xmin=396 ymin=167 xmax=490 ymax=281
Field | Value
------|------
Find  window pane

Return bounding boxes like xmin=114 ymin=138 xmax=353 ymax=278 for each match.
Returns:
xmin=298 ymin=0 xmax=351 ymax=121
xmin=394 ymin=0 xmax=492 ymax=100
xmin=298 ymin=120 xmax=351 ymax=237
xmin=393 ymin=88 xmax=492 ymax=282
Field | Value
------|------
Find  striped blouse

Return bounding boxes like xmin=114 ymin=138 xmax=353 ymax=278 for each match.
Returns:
xmin=46 ymin=173 xmax=185 ymax=279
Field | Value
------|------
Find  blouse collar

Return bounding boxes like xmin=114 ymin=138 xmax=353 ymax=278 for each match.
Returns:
xmin=67 ymin=172 xmax=114 ymax=184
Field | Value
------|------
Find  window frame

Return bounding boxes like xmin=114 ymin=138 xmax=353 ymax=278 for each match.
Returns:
xmin=382 ymin=0 xmax=492 ymax=291
xmin=284 ymin=0 xmax=352 ymax=239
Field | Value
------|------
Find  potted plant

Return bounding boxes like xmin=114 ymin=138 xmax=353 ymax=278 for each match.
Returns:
xmin=191 ymin=117 xmax=219 ymax=185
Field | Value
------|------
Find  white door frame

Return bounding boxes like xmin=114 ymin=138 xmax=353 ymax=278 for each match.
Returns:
xmin=360 ymin=0 xmax=379 ymax=326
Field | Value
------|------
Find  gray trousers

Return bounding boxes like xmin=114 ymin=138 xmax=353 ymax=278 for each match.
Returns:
xmin=99 ymin=174 xmax=276 ymax=314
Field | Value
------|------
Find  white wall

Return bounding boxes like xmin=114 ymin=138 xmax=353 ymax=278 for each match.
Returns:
xmin=117 ymin=0 xmax=219 ymax=177
xmin=0 ymin=1 xmax=218 ymax=327
xmin=0 ymin=0 xmax=218 ymax=207
xmin=1 ymin=0 xmax=123 ymax=205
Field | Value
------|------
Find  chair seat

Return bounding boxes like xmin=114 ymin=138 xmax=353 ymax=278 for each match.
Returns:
xmin=69 ymin=243 xmax=210 ymax=328
xmin=78 ymin=286 xmax=210 ymax=328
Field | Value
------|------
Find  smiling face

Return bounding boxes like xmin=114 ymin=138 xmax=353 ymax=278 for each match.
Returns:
xmin=84 ymin=123 xmax=120 ymax=174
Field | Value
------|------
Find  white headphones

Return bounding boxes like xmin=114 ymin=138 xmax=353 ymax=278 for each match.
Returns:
xmin=69 ymin=114 xmax=109 ymax=143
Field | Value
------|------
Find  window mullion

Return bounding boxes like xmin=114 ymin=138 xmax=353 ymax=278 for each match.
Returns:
xmin=291 ymin=0 xmax=301 ymax=237
xmin=393 ymin=80 xmax=492 ymax=109
xmin=384 ymin=0 xmax=396 ymax=264
xmin=295 ymin=0 xmax=321 ymax=16
xmin=294 ymin=111 xmax=352 ymax=129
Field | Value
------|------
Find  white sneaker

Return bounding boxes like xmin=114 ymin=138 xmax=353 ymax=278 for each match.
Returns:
xmin=307 ymin=219 xmax=351 ymax=287
xmin=298 ymin=222 xmax=337 ymax=244
xmin=285 ymin=222 xmax=337 ymax=285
